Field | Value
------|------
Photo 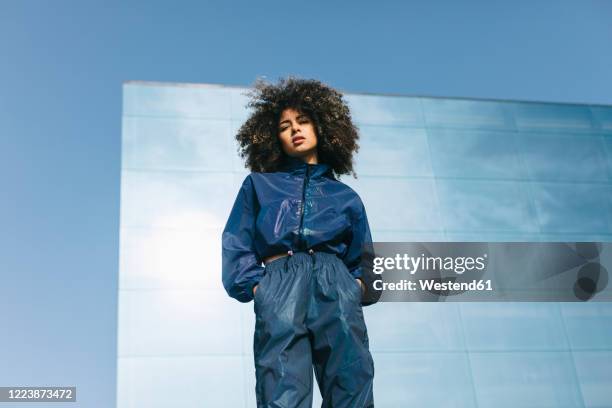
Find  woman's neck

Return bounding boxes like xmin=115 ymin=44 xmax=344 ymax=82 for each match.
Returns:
xmin=302 ymin=151 xmax=318 ymax=165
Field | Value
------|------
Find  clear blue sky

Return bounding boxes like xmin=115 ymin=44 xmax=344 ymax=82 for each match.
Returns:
xmin=1 ymin=1 xmax=611 ymax=407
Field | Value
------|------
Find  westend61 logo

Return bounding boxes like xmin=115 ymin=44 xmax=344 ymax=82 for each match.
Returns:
xmin=363 ymin=242 xmax=612 ymax=302
xmin=372 ymin=253 xmax=488 ymax=275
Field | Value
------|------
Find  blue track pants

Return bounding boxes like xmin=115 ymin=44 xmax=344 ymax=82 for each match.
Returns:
xmin=253 ymin=251 xmax=375 ymax=407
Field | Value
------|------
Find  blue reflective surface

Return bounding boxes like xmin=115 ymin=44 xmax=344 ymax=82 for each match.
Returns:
xmin=530 ymin=182 xmax=612 ymax=234
xmin=119 ymin=82 xmax=612 ymax=408
xmin=591 ymin=107 xmax=612 ymax=132
xmin=346 ymin=93 xmax=424 ymax=126
xmin=436 ymin=179 xmax=539 ymax=233
xmin=517 ymin=132 xmax=609 ymax=182
xmin=470 ymin=351 xmax=583 ymax=408
xmin=373 ymin=352 xmax=478 ymax=408
xmin=428 ymin=128 xmax=524 ymax=179
xmin=510 ymin=102 xmax=595 ymax=134
xmin=572 ymin=351 xmax=612 ymax=407
xmin=122 ymin=116 xmax=234 ymax=171
xmin=460 ymin=303 xmax=569 ymax=351
xmin=355 ymin=126 xmax=433 ymax=177
xmin=422 ymin=97 xmax=509 ymax=130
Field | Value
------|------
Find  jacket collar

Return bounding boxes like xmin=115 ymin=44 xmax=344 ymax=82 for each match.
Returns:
xmin=280 ymin=155 xmax=334 ymax=179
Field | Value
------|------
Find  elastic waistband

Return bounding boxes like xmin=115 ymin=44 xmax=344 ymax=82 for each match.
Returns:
xmin=264 ymin=250 xmax=339 ymax=270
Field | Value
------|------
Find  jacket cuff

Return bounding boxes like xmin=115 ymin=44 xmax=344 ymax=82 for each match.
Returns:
xmin=232 ymin=266 xmax=265 ymax=303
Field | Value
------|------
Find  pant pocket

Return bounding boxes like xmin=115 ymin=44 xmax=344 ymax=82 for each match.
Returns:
xmin=343 ymin=267 xmax=362 ymax=302
xmin=337 ymin=265 xmax=363 ymax=304
xmin=254 ymin=267 xmax=272 ymax=307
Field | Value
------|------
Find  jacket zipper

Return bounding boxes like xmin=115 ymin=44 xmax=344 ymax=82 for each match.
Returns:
xmin=297 ymin=165 xmax=310 ymax=249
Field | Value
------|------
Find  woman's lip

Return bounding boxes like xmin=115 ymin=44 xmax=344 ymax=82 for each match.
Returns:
xmin=292 ymin=136 xmax=305 ymax=144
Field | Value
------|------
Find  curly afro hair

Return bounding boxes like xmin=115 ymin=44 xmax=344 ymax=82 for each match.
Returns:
xmin=235 ymin=76 xmax=361 ymax=178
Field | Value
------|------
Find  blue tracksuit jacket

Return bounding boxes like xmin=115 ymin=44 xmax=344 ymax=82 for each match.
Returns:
xmin=221 ymin=155 xmax=378 ymax=305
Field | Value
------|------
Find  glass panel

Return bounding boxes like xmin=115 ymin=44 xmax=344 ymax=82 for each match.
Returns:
xmin=122 ymin=117 xmax=234 ymax=171
xmin=422 ymin=98 xmax=509 ymax=130
xmin=602 ymin=135 xmax=612 ymax=181
xmin=117 ymin=355 xmax=245 ymax=408
xmin=118 ymin=289 xmax=242 ymax=356
xmin=436 ymin=179 xmax=538 ymax=233
xmin=537 ymin=233 xmax=612 ymax=242
xmin=510 ymin=102 xmax=595 ymax=134
xmin=573 ymin=351 xmax=612 ymax=408
xmin=355 ymin=126 xmax=433 ymax=177
xmin=120 ymin=170 xmax=234 ymax=229
xmin=367 ymin=303 xmax=465 ymax=352
xmin=373 ymin=230 xmax=446 ymax=241
xmin=123 ymin=82 xmax=231 ymax=119
xmin=346 ymin=93 xmax=424 ymax=127
xmin=227 ymin=86 xmax=252 ymax=122
xmin=428 ymin=128 xmax=524 ymax=179
xmin=470 ymin=351 xmax=583 ymax=408
xmin=517 ymin=133 xmax=609 ymax=182
xmin=445 ymin=232 xmax=540 ymax=242
xmin=343 ymin=176 xmax=443 ymax=232
xmin=590 ymin=106 xmax=612 ymax=132
xmin=119 ymin=227 xmax=222 ymax=290
xmin=560 ymin=303 xmax=612 ymax=350
xmin=460 ymin=303 xmax=568 ymax=350
xmin=530 ymin=182 xmax=612 ymax=234
xmin=372 ymin=352 xmax=477 ymax=408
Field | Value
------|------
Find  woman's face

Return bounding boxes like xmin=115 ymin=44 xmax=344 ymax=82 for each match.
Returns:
xmin=277 ymin=107 xmax=318 ymax=162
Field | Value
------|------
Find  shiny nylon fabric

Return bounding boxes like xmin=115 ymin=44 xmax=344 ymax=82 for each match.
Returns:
xmin=222 ymin=156 xmax=376 ymax=304
xmin=254 ymin=251 xmax=374 ymax=408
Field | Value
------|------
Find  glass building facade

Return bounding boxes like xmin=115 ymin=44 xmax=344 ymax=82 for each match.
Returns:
xmin=118 ymin=81 xmax=612 ymax=407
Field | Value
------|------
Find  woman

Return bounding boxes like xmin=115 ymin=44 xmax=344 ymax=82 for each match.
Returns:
xmin=222 ymin=77 xmax=378 ymax=408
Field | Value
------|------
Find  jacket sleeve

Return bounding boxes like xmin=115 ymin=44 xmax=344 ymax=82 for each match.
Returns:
xmin=343 ymin=196 xmax=381 ymax=306
xmin=221 ymin=175 xmax=265 ymax=303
